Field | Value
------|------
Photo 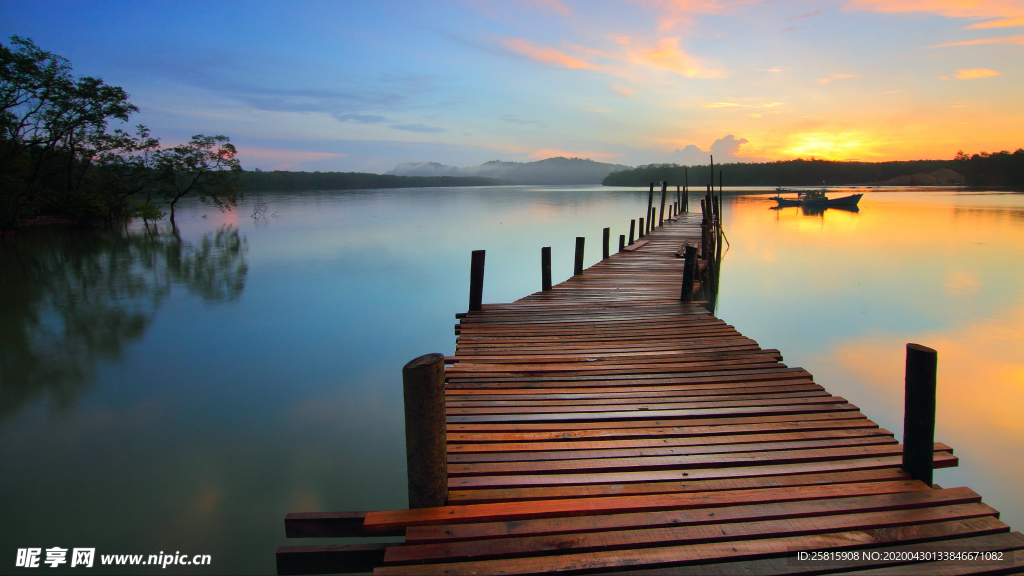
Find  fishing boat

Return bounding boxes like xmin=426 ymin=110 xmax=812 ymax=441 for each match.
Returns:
xmin=772 ymin=186 xmax=862 ymax=207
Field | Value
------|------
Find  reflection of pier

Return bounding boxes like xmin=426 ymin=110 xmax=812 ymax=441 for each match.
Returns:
xmin=278 ymin=194 xmax=1021 ymax=574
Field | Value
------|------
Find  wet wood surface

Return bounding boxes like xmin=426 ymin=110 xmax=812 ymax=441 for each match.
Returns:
xmin=280 ymin=211 xmax=1021 ymax=575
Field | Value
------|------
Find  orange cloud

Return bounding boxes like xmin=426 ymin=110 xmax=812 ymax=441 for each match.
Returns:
xmin=931 ymin=34 xmax=1024 ymax=47
xmin=610 ymin=84 xmax=637 ymax=97
xmin=498 ymin=35 xmax=722 ymax=79
xmin=648 ymin=0 xmax=730 ymax=32
xmin=955 ymin=68 xmax=1001 ymax=79
xmin=630 ymin=37 xmax=717 ymax=78
xmin=846 ymin=0 xmax=1024 ymax=23
xmin=501 ymin=38 xmax=597 ymax=70
xmin=967 ymin=16 xmax=1024 ymax=28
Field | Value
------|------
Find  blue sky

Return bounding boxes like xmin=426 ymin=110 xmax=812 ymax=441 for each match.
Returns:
xmin=2 ymin=0 xmax=1021 ymax=171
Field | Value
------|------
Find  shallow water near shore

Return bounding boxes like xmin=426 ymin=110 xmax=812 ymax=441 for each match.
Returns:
xmin=1 ymin=185 xmax=1022 ymax=574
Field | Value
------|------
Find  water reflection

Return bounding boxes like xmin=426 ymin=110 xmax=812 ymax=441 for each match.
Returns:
xmin=0 ymin=227 xmax=248 ymax=419
xmin=769 ymin=203 xmax=861 ymax=216
xmin=718 ymin=190 xmax=1024 ymax=533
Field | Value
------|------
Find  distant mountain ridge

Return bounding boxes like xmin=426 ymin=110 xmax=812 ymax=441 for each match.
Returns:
xmin=388 ymin=157 xmax=631 ymax=185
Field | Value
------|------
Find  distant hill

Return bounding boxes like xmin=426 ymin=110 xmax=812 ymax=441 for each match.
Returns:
xmin=239 ymin=170 xmax=509 ymax=191
xmin=389 ymin=157 xmax=631 ymax=185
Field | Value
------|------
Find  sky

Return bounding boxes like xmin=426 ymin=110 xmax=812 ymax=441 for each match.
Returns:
xmin=1 ymin=0 xmax=1021 ymax=172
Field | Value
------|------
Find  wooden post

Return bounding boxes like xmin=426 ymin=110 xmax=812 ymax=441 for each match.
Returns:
xmin=541 ymin=246 xmax=552 ymax=291
xmin=717 ymin=189 xmax=724 ymax=229
xmin=684 ymin=188 xmax=688 ymax=213
xmin=680 ymin=243 xmax=697 ymax=302
xmin=402 ymin=353 xmax=448 ymax=509
xmin=659 ymin=181 xmax=667 ymax=226
xmin=651 ymin=208 xmax=657 ymax=229
xmin=638 ymin=217 xmax=644 ymax=239
xmin=677 ymin=184 xmax=681 ymax=208
xmin=902 ymin=343 xmax=937 ymax=486
xmin=468 ymin=250 xmax=485 ymax=312
xmin=646 ymin=184 xmax=654 ymax=234
xmin=574 ymin=236 xmax=585 ymax=276
xmin=618 ymin=234 xmax=625 ymax=252
xmin=628 ymin=219 xmax=636 ymax=244
xmin=602 ymin=227 xmax=610 ymax=259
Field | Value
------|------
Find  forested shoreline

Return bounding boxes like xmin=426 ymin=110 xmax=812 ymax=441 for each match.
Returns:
xmin=239 ymin=170 xmax=509 ymax=191
xmin=1 ymin=36 xmax=240 ymax=234
xmin=602 ymin=152 xmax=1024 ymax=188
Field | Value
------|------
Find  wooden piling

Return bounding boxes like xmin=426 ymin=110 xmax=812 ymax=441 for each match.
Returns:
xmin=651 ymin=208 xmax=657 ymax=229
xmin=468 ymin=250 xmax=485 ymax=312
xmin=903 ymin=343 xmax=938 ymax=486
xmin=638 ymin=217 xmax=644 ymax=239
xmin=684 ymin=188 xmax=688 ymax=213
xmin=647 ymin=184 xmax=654 ymax=234
xmin=659 ymin=182 xmax=667 ymax=226
xmin=602 ymin=227 xmax=610 ymax=259
xmin=574 ymin=236 xmax=585 ymax=276
xmin=680 ymin=243 xmax=697 ymax=302
xmin=541 ymin=246 xmax=551 ymax=291
xmin=628 ymin=219 xmax=636 ymax=244
xmin=401 ymin=353 xmax=448 ymax=509
xmin=618 ymin=234 xmax=625 ymax=252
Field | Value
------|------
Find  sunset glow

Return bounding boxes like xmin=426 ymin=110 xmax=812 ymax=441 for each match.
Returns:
xmin=3 ymin=1 xmax=1019 ymax=171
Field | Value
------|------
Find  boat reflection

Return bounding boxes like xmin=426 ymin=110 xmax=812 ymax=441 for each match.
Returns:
xmin=770 ymin=203 xmax=861 ymax=216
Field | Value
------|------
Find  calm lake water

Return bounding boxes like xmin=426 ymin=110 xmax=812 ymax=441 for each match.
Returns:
xmin=2 ymin=186 xmax=1022 ymax=574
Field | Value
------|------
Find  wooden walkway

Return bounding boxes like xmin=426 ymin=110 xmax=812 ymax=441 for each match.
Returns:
xmin=280 ymin=212 xmax=1023 ymax=575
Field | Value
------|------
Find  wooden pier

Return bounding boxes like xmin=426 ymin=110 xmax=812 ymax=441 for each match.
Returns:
xmin=279 ymin=201 xmax=1023 ymax=575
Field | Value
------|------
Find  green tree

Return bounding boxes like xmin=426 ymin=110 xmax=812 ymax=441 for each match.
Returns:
xmin=156 ymin=134 xmax=242 ymax=226
xmin=90 ymin=125 xmax=162 ymax=225
xmin=0 ymin=36 xmax=137 ymax=233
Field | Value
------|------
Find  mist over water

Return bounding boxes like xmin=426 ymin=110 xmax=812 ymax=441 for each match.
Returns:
xmin=1 ymin=186 xmax=1021 ymax=574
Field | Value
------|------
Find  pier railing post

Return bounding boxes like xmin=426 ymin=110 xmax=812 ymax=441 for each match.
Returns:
xmin=468 ymin=250 xmax=485 ymax=312
xmin=402 ymin=353 xmax=448 ymax=509
xmin=680 ymin=243 xmax=697 ymax=302
xmin=647 ymin=184 xmax=654 ymax=234
xmin=902 ymin=343 xmax=938 ymax=486
xmin=602 ymin=227 xmax=610 ymax=259
xmin=574 ymin=237 xmax=585 ymax=275
xmin=659 ymin=182 xmax=667 ymax=226
xmin=638 ymin=218 xmax=644 ymax=239
xmin=629 ymin=219 xmax=636 ymax=244
xmin=618 ymin=234 xmax=625 ymax=252
xmin=541 ymin=246 xmax=552 ymax=291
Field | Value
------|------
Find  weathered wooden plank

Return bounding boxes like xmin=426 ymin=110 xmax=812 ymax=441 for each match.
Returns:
xmin=445 ymin=467 xmax=912 ymax=504
xmin=386 ymin=502 xmax=998 ymax=565
xmin=363 ymin=480 xmax=931 ymax=532
xmin=406 ymin=486 xmax=981 ymax=544
xmin=372 ymin=517 xmax=1010 ymax=575
xmin=448 ymin=452 xmax=959 ymax=489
